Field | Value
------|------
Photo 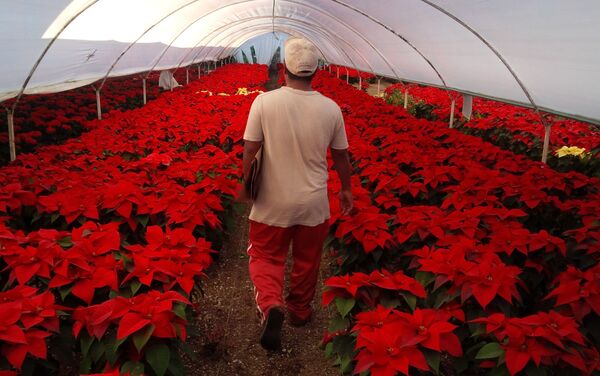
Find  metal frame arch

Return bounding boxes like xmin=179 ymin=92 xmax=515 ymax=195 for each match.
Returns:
xmin=282 ymin=0 xmax=402 ymax=80
xmin=10 ymin=0 xmax=101 ymax=111
xmin=418 ymin=0 xmax=543 ymax=117
xmin=182 ymin=20 xmax=362 ymax=75
xmin=177 ymin=14 xmax=370 ymax=74
xmin=96 ymin=0 xmax=204 ymax=91
xmin=187 ymin=19 xmax=369 ymax=76
xmin=229 ymin=31 xmax=288 ymax=63
xmin=176 ymin=18 xmax=350 ymax=70
xmin=206 ymin=25 xmax=349 ymax=72
xmin=326 ymin=0 xmax=451 ymax=91
xmin=176 ymin=16 xmax=366 ymax=74
xmin=143 ymin=0 xmax=272 ymax=79
xmin=147 ymin=0 xmax=396 ymax=81
xmin=193 ymin=18 xmax=372 ymax=72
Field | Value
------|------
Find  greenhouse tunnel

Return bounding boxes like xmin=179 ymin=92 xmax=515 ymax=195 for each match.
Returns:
xmin=1 ymin=0 xmax=600 ymax=161
xmin=1 ymin=2 xmax=600 ymax=375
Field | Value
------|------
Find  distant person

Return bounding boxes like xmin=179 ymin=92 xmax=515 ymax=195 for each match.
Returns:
xmin=241 ymin=37 xmax=353 ymax=351
xmin=158 ymin=70 xmax=180 ymax=90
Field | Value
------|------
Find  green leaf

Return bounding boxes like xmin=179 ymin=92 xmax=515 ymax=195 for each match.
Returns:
xmin=90 ymin=340 xmax=105 ymax=363
xmin=58 ymin=236 xmax=73 ymax=248
xmin=145 ymin=343 xmax=170 ymax=376
xmin=30 ymin=211 xmax=42 ymax=225
xmin=121 ymin=361 xmax=145 ymax=376
xmin=133 ymin=324 xmax=155 ymax=353
xmin=328 ymin=316 xmax=349 ymax=332
xmin=340 ymin=355 xmax=353 ymax=374
xmin=324 ymin=342 xmax=334 ymax=358
xmin=332 ymin=335 xmax=355 ymax=359
xmin=59 ymin=285 xmax=73 ymax=301
xmin=379 ymin=296 xmax=402 ymax=309
xmin=172 ymin=303 xmax=187 ymax=320
xmin=415 ymin=271 xmax=435 ymax=288
xmin=424 ymin=349 xmax=441 ymax=375
xmin=80 ymin=333 xmax=94 ymax=358
xmin=137 ymin=215 xmax=149 ymax=228
xmin=524 ymin=364 xmax=548 ymax=376
xmin=130 ymin=279 xmax=142 ymax=296
xmin=79 ymin=354 xmax=92 ymax=375
xmin=335 ymin=297 xmax=355 ymax=318
xmin=167 ymin=353 xmax=186 ymax=376
xmin=401 ymin=292 xmax=417 ymax=311
xmin=475 ymin=342 xmax=504 ymax=360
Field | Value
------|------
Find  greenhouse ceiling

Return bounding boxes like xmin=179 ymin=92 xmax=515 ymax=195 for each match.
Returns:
xmin=1 ymin=0 xmax=599 ymax=124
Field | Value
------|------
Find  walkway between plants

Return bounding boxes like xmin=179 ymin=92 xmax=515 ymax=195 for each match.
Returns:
xmin=182 ymin=67 xmax=339 ymax=376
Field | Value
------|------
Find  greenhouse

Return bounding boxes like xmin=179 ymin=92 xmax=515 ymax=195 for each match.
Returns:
xmin=0 ymin=1 xmax=599 ymax=375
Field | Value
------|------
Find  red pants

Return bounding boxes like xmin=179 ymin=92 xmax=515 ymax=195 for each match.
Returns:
xmin=248 ymin=220 xmax=329 ymax=322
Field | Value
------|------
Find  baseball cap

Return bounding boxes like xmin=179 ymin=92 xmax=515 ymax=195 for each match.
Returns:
xmin=284 ymin=37 xmax=319 ymax=77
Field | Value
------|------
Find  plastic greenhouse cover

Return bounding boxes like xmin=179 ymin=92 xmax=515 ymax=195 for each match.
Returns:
xmin=0 ymin=0 xmax=599 ymax=125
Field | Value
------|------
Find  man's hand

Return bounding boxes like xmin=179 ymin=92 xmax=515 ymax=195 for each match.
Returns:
xmin=235 ymin=184 xmax=251 ymax=203
xmin=339 ymin=189 xmax=353 ymax=216
xmin=331 ymin=148 xmax=353 ymax=215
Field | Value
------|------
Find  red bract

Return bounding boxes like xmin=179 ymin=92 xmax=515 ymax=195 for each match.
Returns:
xmin=323 ymin=270 xmax=425 ymax=307
xmin=0 ymin=183 xmax=37 ymax=213
xmin=1 ymin=329 xmax=50 ymax=369
xmin=0 ymin=302 xmax=26 ymax=345
xmin=73 ymin=291 xmax=189 ymax=342
xmin=472 ymin=311 xmax=593 ymax=375
xmin=353 ymin=307 xmax=461 ymax=376
xmin=48 ymin=223 xmax=121 ymax=304
xmin=38 ymin=185 xmax=101 ymax=224
xmin=3 ymin=244 xmax=58 ymax=285
xmin=546 ymin=264 xmax=600 ymax=321
xmin=334 ymin=210 xmax=393 ymax=253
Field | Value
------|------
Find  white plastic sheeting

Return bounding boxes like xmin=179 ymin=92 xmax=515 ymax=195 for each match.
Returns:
xmin=234 ymin=32 xmax=289 ymax=65
xmin=1 ymin=0 xmax=599 ymax=124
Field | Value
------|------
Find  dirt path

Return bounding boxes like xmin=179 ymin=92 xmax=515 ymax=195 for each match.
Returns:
xmin=366 ymin=78 xmax=393 ymax=97
xmin=183 ymin=206 xmax=339 ymax=376
xmin=182 ymin=67 xmax=339 ymax=376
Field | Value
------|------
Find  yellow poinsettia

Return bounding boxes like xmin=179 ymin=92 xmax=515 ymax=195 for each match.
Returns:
xmin=555 ymin=146 xmax=589 ymax=159
xmin=196 ymin=90 xmax=213 ymax=96
xmin=235 ymin=87 xmax=264 ymax=96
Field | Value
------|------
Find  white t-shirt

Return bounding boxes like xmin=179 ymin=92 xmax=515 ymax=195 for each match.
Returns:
xmin=243 ymin=86 xmax=349 ymax=227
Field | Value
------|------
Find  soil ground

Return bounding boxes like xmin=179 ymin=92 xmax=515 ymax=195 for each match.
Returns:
xmin=182 ymin=66 xmax=340 ymax=376
xmin=182 ymin=205 xmax=339 ymax=376
xmin=365 ymin=78 xmax=393 ymax=97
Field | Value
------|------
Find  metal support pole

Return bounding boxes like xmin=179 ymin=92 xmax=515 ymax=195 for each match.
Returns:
xmin=404 ymin=89 xmax=409 ymax=109
xmin=449 ymin=98 xmax=456 ymax=128
xmin=198 ymin=64 xmax=201 ymax=78
xmin=359 ymin=75 xmax=362 ymax=90
xmin=142 ymin=78 xmax=147 ymax=105
xmin=542 ymin=124 xmax=551 ymax=164
xmin=345 ymin=68 xmax=349 ymax=84
xmin=462 ymin=94 xmax=473 ymax=120
xmin=336 ymin=67 xmax=339 ymax=78
xmin=377 ymin=78 xmax=381 ymax=96
xmin=186 ymin=68 xmax=189 ymax=85
xmin=328 ymin=65 xmax=331 ymax=73
xmin=96 ymin=89 xmax=102 ymax=120
xmin=7 ymin=110 xmax=16 ymax=162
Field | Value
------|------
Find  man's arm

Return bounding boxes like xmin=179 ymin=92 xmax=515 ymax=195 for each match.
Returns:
xmin=331 ymin=148 xmax=353 ymax=215
xmin=242 ymin=140 xmax=263 ymax=181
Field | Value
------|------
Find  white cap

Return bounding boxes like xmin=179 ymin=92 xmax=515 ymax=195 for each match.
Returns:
xmin=284 ymin=37 xmax=319 ymax=77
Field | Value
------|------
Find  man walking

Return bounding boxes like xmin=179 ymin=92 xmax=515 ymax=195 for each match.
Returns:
xmin=242 ymin=37 xmax=353 ymax=351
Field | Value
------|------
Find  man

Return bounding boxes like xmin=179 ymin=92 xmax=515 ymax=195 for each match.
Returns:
xmin=241 ymin=37 xmax=353 ymax=351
